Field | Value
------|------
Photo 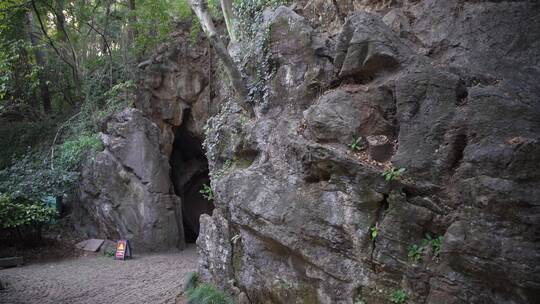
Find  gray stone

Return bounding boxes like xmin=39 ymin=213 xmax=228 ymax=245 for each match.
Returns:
xmin=198 ymin=3 xmax=540 ymax=304
xmin=0 ymin=257 xmax=23 ymax=268
xmin=75 ymin=109 xmax=185 ymax=251
xmin=334 ymin=11 xmax=411 ymax=80
xmin=75 ymin=239 xmax=104 ymax=252
xmin=75 ymin=1 xmax=540 ymax=303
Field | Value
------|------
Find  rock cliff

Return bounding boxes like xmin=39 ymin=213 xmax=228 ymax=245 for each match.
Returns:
xmin=76 ymin=0 xmax=540 ymax=303
xmin=199 ymin=1 xmax=540 ymax=303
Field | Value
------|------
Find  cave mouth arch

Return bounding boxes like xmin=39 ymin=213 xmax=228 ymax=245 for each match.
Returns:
xmin=170 ymin=120 xmax=214 ymax=243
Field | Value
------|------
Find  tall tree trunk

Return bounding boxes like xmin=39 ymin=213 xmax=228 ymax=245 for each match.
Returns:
xmin=220 ymin=0 xmax=237 ymax=42
xmin=31 ymin=0 xmax=82 ymax=102
xmin=127 ymin=0 xmax=137 ymax=48
xmin=51 ymin=1 xmax=81 ymax=94
xmin=187 ymin=0 xmax=253 ymax=116
xmin=26 ymin=11 xmax=52 ymax=114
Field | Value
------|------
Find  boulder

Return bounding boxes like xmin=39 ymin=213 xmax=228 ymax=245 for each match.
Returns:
xmin=76 ymin=109 xmax=185 ymax=251
xmin=334 ymin=11 xmax=411 ymax=80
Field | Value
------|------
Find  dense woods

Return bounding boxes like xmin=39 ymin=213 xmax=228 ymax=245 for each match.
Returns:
xmin=0 ymin=0 xmax=286 ymax=241
xmin=0 ymin=0 xmax=207 ymax=239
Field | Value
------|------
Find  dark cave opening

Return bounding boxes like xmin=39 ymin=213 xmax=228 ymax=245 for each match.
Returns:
xmin=170 ymin=121 xmax=214 ymax=243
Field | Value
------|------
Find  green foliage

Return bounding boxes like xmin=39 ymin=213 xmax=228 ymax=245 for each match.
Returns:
xmin=0 ymin=153 xmax=78 ymax=202
xmin=0 ymin=193 xmax=57 ymax=230
xmin=421 ymin=233 xmax=443 ymax=257
xmin=200 ymin=183 xmax=214 ymax=201
xmin=350 ymin=136 xmax=366 ymax=151
xmin=185 ymin=283 xmax=233 ymax=304
xmin=0 ymin=119 xmax=56 ymax=169
xmin=354 ymin=295 xmax=366 ymax=304
xmin=132 ymin=0 xmax=180 ymax=56
xmin=390 ymin=289 xmax=408 ymax=304
xmin=370 ymin=225 xmax=379 ymax=240
xmin=382 ymin=167 xmax=406 ymax=181
xmin=408 ymin=233 xmax=444 ymax=263
xmin=57 ymin=134 xmax=103 ymax=170
xmin=184 ymin=272 xmax=200 ymax=292
xmin=104 ymin=248 xmax=116 ymax=257
xmin=407 ymin=244 xmax=423 ymax=262
xmin=275 ymin=278 xmax=292 ymax=289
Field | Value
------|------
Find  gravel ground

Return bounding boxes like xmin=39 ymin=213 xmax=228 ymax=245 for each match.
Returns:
xmin=0 ymin=245 xmax=198 ymax=304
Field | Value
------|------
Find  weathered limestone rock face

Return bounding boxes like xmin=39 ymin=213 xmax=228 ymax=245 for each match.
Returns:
xmin=75 ymin=26 xmax=217 ymax=250
xmin=75 ymin=108 xmax=184 ymax=250
xmin=198 ymin=1 xmax=540 ymax=303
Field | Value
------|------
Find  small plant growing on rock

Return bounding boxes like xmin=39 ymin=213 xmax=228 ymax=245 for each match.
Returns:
xmin=407 ymin=244 xmax=422 ymax=262
xmin=370 ymin=225 xmax=379 ymax=240
xmin=382 ymin=167 xmax=406 ymax=181
xmin=274 ymin=278 xmax=292 ymax=289
xmin=421 ymin=233 xmax=443 ymax=257
xmin=354 ymin=295 xmax=366 ymax=304
xmin=349 ymin=136 xmax=366 ymax=151
xmin=390 ymin=289 xmax=408 ymax=304
xmin=186 ymin=283 xmax=233 ymax=304
xmin=199 ymin=184 xmax=214 ymax=201
xmin=183 ymin=272 xmax=233 ymax=304
xmin=184 ymin=272 xmax=200 ymax=292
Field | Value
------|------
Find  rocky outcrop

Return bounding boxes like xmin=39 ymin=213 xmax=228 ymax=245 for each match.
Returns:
xmin=74 ymin=0 xmax=539 ymax=302
xmin=74 ymin=108 xmax=184 ymax=250
xmin=198 ymin=2 xmax=540 ymax=304
xmin=75 ymin=25 xmax=217 ymax=250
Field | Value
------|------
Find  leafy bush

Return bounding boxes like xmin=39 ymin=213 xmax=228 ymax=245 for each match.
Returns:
xmin=0 ymin=153 xmax=78 ymax=202
xmin=0 ymin=119 xmax=56 ymax=169
xmin=0 ymin=193 xmax=57 ymax=241
xmin=57 ymin=133 xmax=103 ymax=170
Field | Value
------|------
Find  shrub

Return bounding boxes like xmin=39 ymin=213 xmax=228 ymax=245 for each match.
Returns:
xmin=0 ymin=193 xmax=57 ymax=241
xmin=0 ymin=153 xmax=78 ymax=202
xmin=57 ymin=133 xmax=103 ymax=170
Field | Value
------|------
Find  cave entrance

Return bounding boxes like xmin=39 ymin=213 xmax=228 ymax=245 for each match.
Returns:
xmin=170 ymin=121 xmax=214 ymax=243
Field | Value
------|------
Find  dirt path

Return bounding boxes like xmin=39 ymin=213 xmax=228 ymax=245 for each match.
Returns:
xmin=0 ymin=245 xmax=198 ymax=304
